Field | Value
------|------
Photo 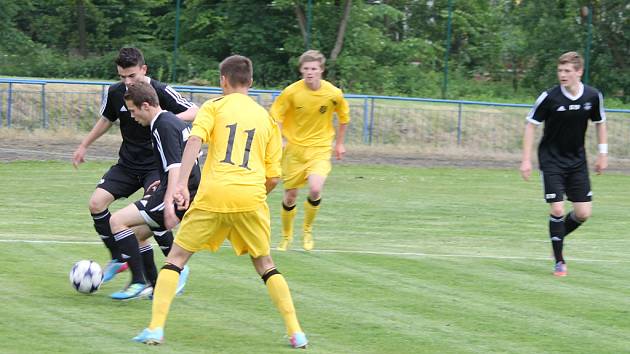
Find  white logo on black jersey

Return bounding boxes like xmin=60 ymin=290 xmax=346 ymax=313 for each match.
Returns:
xmin=569 ymin=104 xmax=580 ymax=110
xmin=120 ymin=105 xmax=127 ymax=112
xmin=98 ymin=178 xmax=105 ymax=185
xmin=583 ymin=102 xmax=592 ymax=111
xmin=556 ymin=106 xmax=566 ymax=111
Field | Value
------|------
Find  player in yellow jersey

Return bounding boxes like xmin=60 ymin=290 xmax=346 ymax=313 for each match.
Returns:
xmin=132 ymin=55 xmax=308 ymax=349
xmin=270 ymin=50 xmax=350 ymax=251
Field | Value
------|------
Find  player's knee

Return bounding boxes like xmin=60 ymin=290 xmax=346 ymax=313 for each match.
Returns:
xmin=108 ymin=213 xmax=126 ymax=233
xmin=88 ymin=197 xmax=109 ymax=214
xmin=574 ymin=209 xmax=591 ymax=222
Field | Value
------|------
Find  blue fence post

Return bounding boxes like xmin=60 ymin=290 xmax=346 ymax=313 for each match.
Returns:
xmin=7 ymin=83 xmax=13 ymax=128
xmin=369 ymin=98 xmax=375 ymax=145
xmin=42 ymin=83 xmax=48 ymax=129
xmin=362 ymin=98 xmax=369 ymax=144
xmin=457 ymin=103 xmax=462 ymax=145
xmin=0 ymin=88 xmax=3 ymax=128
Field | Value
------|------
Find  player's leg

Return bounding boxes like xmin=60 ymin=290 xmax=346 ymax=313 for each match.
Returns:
xmin=252 ymin=255 xmax=307 ymax=348
xmin=302 ymin=173 xmax=326 ymax=251
xmin=542 ymin=171 xmax=568 ymax=276
xmin=232 ymin=204 xmax=306 ymax=348
xmin=109 ymin=203 xmax=152 ymax=299
xmin=279 ymin=188 xmax=299 ymax=251
xmin=92 ymin=165 xmax=144 ymax=280
xmin=140 ymin=170 xmax=177 ymax=258
xmin=564 ymin=166 xmax=593 ymax=237
xmin=133 ymin=243 xmax=193 ymax=345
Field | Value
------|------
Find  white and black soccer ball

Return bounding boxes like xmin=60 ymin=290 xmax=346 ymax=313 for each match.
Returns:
xmin=69 ymin=260 xmax=103 ymax=294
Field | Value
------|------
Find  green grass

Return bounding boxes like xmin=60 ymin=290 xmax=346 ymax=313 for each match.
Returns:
xmin=1 ymin=161 xmax=630 ymax=353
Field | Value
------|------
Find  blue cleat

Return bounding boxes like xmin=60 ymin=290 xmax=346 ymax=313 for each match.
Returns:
xmin=175 ymin=265 xmax=190 ymax=296
xmin=290 ymin=332 xmax=308 ymax=349
xmin=102 ymin=260 xmax=128 ymax=283
xmin=111 ymin=283 xmax=152 ymax=300
xmin=133 ymin=327 xmax=164 ymax=345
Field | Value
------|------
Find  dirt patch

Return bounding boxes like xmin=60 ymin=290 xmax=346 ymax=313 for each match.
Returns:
xmin=2 ymin=128 xmax=629 ymax=173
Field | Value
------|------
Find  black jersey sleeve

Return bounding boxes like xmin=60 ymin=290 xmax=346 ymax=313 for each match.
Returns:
xmin=100 ymin=85 xmax=120 ymax=122
xmin=526 ymin=91 xmax=550 ymax=125
xmin=154 ymin=82 xmax=194 ymax=115
xmin=590 ymin=91 xmax=606 ymax=123
xmin=153 ymin=116 xmax=187 ymax=172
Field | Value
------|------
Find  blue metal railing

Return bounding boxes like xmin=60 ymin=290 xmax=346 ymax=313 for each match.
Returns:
xmin=1 ymin=77 xmax=628 ymax=152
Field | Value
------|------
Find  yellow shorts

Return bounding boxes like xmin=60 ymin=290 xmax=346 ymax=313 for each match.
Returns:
xmin=174 ymin=203 xmax=271 ymax=258
xmin=282 ymin=144 xmax=332 ymax=189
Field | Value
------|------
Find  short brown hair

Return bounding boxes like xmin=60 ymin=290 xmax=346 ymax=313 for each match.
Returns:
xmin=116 ymin=47 xmax=145 ymax=68
xmin=123 ymin=81 xmax=159 ymax=108
xmin=558 ymin=51 xmax=584 ymax=71
xmin=219 ymin=55 xmax=253 ymax=87
xmin=299 ymin=50 xmax=326 ymax=69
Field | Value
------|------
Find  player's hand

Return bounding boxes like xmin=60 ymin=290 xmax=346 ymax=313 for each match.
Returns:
xmin=72 ymin=145 xmax=87 ymax=169
xmin=595 ymin=154 xmax=608 ymax=175
xmin=519 ymin=160 xmax=532 ymax=181
xmin=164 ymin=201 xmax=180 ymax=230
xmin=173 ymin=184 xmax=191 ymax=210
xmin=335 ymin=143 xmax=346 ymax=160
xmin=147 ymin=180 xmax=161 ymax=192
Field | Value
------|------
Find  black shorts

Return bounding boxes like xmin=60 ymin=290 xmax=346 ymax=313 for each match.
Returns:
xmin=541 ymin=166 xmax=592 ymax=203
xmin=134 ymin=185 xmax=195 ymax=232
xmin=97 ymin=164 xmax=160 ymax=200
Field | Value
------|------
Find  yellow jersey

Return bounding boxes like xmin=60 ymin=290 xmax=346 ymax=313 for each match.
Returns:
xmin=270 ymin=79 xmax=350 ymax=147
xmin=190 ymin=93 xmax=282 ymax=212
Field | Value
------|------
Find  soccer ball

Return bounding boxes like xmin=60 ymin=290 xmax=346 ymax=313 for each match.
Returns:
xmin=69 ymin=260 xmax=103 ymax=294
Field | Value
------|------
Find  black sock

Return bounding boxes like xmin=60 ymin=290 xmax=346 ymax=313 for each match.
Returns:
xmin=564 ymin=211 xmax=583 ymax=237
xmin=153 ymin=230 xmax=174 ymax=257
xmin=306 ymin=196 xmax=321 ymax=206
xmin=113 ymin=229 xmax=145 ymax=284
xmin=92 ymin=209 xmax=122 ymax=261
xmin=140 ymin=244 xmax=158 ymax=288
xmin=549 ymin=214 xmax=565 ymax=264
xmin=282 ymin=202 xmax=296 ymax=211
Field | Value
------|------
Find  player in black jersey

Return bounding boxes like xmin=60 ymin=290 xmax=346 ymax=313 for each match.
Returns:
xmin=107 ymin=81 xmax=201 ymax=300
xmin=520 ymin=51 xmax=608 ymax=277
xmin=72 ymin=47 xmax=198 ymax=283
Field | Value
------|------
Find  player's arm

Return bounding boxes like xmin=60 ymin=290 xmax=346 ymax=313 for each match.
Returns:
xmin=172 ymin=135 xmax=203 ymax=210
xmin=595 ymin=121 xmax=608 ymax=174
xmin=265 ymin=177 xmax=280 ymax=194
xmin=334 ymin=94 xmax=350 ymax=160
xmin=335 ymin=123 xmax=348 ymax=160
xmin=163 ymin=164 xmax=182 ymax=230
xmin=520 ymin=122 xmax=537 ymax=181
xmin=72 ymin=117 xmax=113 ymax=168
xmin=175 ymin=105 xmax=199 ymax=122
xmin=162 ymin=85 xmax=199 ymax=122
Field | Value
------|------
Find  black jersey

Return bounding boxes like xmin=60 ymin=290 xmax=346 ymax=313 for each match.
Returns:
xmin=527 ymin=83 xmax=605 ymax=172
xmin=100 ymin=77 xmax=194 ymax=171
xmin=150 ymin=111 xmax=201 ymax=191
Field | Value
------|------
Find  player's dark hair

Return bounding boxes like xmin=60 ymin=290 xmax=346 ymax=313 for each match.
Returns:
xmin=219 ymin=55 xmax=253 ymax=88
xmin=558 ymin=51 xmax=584 ymax=71
xmin=115 ymin=47 xmax=145 ymax=68
xmin=123 ymin=81 xmax=159 ymax=108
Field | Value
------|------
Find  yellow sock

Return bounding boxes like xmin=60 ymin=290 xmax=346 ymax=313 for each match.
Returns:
xmin=303 ymin=199 xmax=320 ymax=234
xmin=265 ymin=273 xmax=302 ymax=335
xmin=149 ymin=268 xmax=180 ymax=330
xmin=281 ymin=205 xmax=297 ymax=240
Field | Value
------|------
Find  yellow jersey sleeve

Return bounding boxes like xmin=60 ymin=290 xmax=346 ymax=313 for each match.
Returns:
xmin=334 ymin=90 xmax=350 ymax=125
xmin=265 ymin=118 xmax=282 ymax=178
xmin=269 ymin=91 xmax=290 ymax=124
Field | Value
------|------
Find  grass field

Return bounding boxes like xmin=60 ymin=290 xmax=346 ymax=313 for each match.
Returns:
xmin=1 ymin=161 xmax=630 ymax=353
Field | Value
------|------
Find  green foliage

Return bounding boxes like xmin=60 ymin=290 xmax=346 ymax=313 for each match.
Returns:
xmin=0 ymin=0 xmax=627 ymax=103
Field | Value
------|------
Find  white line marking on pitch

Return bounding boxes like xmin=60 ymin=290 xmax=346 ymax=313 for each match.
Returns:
xmin=1 ymin=238 xmax=628 ymax=263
